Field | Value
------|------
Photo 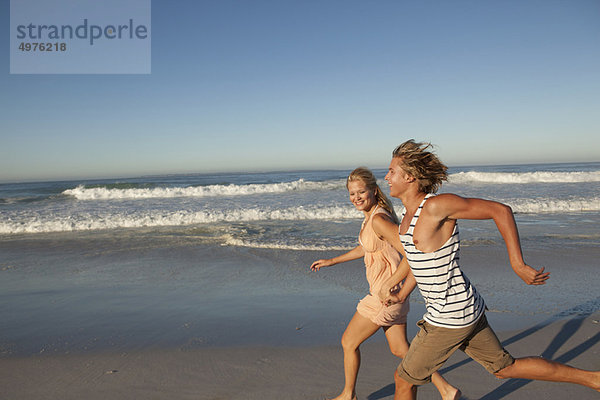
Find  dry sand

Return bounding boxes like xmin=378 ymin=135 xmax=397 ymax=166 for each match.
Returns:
xmin=2 ymin=312 xmax=599 ymax=400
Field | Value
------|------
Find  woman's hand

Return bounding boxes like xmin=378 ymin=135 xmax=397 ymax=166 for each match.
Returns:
xmin=309 ymin=246 xmax=363 ymax=272
xmin=310 ymin=259 xmax=334 ymax=271
xmin=383 ymin=291 xmax=407 ymax=306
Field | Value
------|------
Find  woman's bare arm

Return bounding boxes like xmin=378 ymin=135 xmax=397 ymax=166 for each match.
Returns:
xmin=310 ymin=245 xmax=365 ymax=271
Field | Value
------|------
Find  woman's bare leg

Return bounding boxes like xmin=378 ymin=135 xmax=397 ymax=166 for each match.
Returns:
xmin=331 ymin=312 xmax=381 ymax=400
xmin=385 ymin=324 xmax=461 ymax=400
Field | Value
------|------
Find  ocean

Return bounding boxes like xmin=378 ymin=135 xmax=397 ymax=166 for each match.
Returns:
xmin=1 ymin=162 xmax=599 ymax=355
xmin=2 ymin=162 xmax=600 ymax=244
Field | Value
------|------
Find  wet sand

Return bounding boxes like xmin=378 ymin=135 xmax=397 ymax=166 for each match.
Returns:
xmin=1 ymin=232 xmax=599 ymax=399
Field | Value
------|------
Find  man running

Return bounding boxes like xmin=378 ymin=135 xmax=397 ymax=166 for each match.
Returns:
xmin=376 ymin=139 xmax=600 ymax=399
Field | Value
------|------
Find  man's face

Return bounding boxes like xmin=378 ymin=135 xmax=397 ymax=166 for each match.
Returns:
xmin=384 ymin=157 xmax=411 ymax=198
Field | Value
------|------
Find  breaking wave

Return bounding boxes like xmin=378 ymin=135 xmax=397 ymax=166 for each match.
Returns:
xmin=62 ymin=179 xmax=343 ymax=200
xmin=0 ymin=205 xmax=360 ymax=234
xmin=1 ymin=198 xmax=599 ymax=235
xmin=449 ymin=170 xmax=600 ymax=184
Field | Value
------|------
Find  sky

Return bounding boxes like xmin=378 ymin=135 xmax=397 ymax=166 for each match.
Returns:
xmin=1 ymin=0 xmax=600 ymax=182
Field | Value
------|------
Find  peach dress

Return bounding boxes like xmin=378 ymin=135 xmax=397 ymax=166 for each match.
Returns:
xmin=355 ymin=206 xmax=410 ymax=326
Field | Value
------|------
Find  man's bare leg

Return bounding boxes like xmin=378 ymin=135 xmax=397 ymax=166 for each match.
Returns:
xmin=394 ymin=370 xmax=417 ymax=400
xmin=495 ymin=357 xmax=600 ymax=391
xmin=385 ymin=324 xmax=460 ymax=400
xmin=431 ymin=373 xmax=461 ymax=400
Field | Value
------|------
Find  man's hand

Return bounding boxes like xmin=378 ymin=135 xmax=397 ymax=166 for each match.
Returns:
xmin=378 ymin=284 xmax=394 ymax=303
xmin=513 ymin=264 xmax=550 ymax=285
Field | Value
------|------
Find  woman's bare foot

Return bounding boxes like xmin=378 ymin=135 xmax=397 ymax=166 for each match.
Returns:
xmin=441 ymin=387 xmax=461 ymax=400
xmin=327 ymin=391 xmax=357 ymax=400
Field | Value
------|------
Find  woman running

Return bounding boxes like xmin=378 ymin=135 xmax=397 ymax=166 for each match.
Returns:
xmin=310 ymin=167 xmax=460 ymax=400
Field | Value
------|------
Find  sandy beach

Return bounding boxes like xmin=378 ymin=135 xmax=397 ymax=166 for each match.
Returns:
xmin=1 ymin=312 xmax=599 ymax=400
xmin=1 ymin=229 xmax=599 ymax=399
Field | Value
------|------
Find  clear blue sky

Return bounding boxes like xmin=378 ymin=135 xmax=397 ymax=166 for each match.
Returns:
xmin=2 ymin=0 xmax=600 ymax=182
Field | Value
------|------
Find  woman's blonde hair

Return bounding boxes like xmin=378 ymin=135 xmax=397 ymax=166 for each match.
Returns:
xmin=392 ymin=139 xmax=448 ymax=193
xmin=347 ymin=167 xmax=399 ymax=224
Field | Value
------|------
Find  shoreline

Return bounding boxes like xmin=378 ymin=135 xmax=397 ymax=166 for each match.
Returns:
xmin=1 ymin=235 xmax=599 ymax=354
xmin=1 ymin=311 xmax=598 ymax=400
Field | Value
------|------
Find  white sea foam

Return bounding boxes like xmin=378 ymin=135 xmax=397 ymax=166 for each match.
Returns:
xmin=222 ymin=235 xmax=352 ymax=251
xmin=0 ymin=205 xmax=361 ymax=234
xmin=449 ymin=170 xmax=600 ymax=184
xmin=508 ymin=198 xmax=600 ymax=213
xmin=62 ymin=179 xmax=343 ymax=200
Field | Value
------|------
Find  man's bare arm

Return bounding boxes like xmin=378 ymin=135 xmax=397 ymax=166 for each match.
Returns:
xmin=429 ymin=194 xmax=550 ymax=285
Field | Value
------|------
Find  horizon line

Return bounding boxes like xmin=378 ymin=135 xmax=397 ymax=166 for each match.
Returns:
xmin=1 ymin=160 xmax=599 ymax=185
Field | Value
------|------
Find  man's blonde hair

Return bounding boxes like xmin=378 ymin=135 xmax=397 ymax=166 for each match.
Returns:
xmin=392 ymin=139 xmax=448 ymax=194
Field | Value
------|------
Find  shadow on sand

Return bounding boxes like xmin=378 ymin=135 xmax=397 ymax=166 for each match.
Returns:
xmin=367 ymin=297 xmax=600 ymax=400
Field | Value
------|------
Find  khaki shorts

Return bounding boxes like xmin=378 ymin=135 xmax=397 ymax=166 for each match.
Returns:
xmin=397 ymin=314 xmax=514 ymax=385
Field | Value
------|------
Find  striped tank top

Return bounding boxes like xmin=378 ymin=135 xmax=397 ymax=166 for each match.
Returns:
xmin=400 ymin=193 xmax=485 ymax=328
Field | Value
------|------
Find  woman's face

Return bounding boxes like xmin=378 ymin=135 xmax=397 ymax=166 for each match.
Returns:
xmin=347 ymin=180 xmax=377 ymax=213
